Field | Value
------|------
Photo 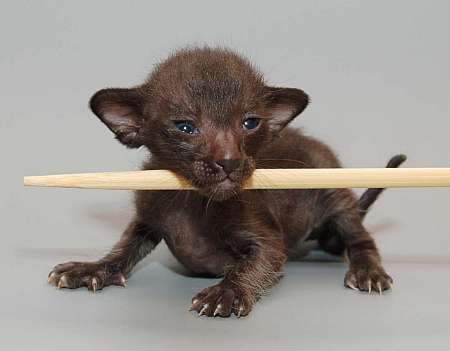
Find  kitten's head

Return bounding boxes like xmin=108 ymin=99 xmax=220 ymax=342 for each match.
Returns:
xmin=90 ymin=47 xmax=309 ymax=201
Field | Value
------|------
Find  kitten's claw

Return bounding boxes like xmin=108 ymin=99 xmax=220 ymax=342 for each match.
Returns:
xmin=199 ymin=304 xmax=209 ymax=316
xmin=237 ymin=305 xmax=244 ymax=318
xmin=191 ymin=284 xmax=253 ymax=318
xmin=118 ymin=274 xmax=127 ymax=287
xmin=57 ymin=275 xmax=68 ymax=289
xmin=213 ymin=304 xmax=222 ymax=317
xmin=48 ymin=271 xmax=57 ymax=284
xmin=377 ymin=282 xmax=382 ymax=295
xmin=346 ymin=282 xmax=358 ymax=291
xmin=344 ymin=267 xmax=393 ymax=294
xmin=91 ymin=277 xmax=98 ymax=293
xmin=48 ymin=262 xmax=127 ymax=291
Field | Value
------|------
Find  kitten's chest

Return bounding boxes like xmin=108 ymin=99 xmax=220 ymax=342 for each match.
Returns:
xmin=157 ymin=198 xmax=237 ymax=275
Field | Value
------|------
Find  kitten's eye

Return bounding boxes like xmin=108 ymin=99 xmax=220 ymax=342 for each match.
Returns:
xmin=174 ymin=121 xmax=199 ymax=134
xmin=243 ymin=117 xmax=260 ymax=131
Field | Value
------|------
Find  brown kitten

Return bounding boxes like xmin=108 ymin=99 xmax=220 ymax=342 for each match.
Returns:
xmin=48 ymin=47 xmax=406 ymax=318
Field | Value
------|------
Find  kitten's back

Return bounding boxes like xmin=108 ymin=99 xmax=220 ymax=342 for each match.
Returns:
xmin=256 ymin=127 xmax=342 ymax=170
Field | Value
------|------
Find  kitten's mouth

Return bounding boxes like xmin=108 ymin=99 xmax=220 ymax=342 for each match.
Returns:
xmin=191 ymin=158 xmax=255 ymax=201
xmin=198 ymin=176 xmax=243 ymax=201
xmin=217 ymin=177 xmax=238 ymax=190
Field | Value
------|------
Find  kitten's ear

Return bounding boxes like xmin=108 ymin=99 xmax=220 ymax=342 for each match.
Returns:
xmin=89 ymin=88 xmax=145 ymax=148
xmin=263 ymin=86 xmax=309 ymax=132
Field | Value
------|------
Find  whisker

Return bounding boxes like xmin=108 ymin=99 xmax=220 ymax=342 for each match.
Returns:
xmin=205 ymin=186 xmax=218 ymax=215
xmin=256 ymin=158 xmax=311 ymax=168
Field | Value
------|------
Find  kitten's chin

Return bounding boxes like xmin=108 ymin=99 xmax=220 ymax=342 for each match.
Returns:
xmin=199 ymin=179 xmax=242 ymax=201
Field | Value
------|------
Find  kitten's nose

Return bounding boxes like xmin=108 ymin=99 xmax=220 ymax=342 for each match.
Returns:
xmin=215 ymin=159 xmax=241 ymax=175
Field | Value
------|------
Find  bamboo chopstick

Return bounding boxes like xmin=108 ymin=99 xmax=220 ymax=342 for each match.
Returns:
xmin=23 ymin=168 xmax=450 ymax=190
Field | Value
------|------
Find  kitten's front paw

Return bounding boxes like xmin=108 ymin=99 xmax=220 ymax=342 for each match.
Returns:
xmin=345 ymin=265 xmax=393 ymax=294
xmin=189 ymin=283 xmax=253 ymax=318
xmin=48 ymin=262 xmax=126 ymax=292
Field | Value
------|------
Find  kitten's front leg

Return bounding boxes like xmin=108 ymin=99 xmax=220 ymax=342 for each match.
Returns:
xmin=190 ymin=230 xmax=286 ymax=318
xmin=48 ymin=220 xmax=161 ymax=292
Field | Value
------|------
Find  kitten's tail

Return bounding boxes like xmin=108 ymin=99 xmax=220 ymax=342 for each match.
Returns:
xmin=358 ymin=154 xmax=407 ymax=219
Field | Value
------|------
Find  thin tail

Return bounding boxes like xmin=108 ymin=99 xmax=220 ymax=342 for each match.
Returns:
xmin=358 ymin=154 xmax=407 ymax=219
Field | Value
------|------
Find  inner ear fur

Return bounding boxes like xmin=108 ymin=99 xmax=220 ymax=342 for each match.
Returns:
xmin=263 ymin=86 xmax=310 ymax=132
xmin=89 ymin=88 xmax=145 ymax=148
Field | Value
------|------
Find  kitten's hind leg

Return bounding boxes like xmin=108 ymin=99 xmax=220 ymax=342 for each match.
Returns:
xmin=48 ymin=220 xmax=161 ymax=292
xmin=321 ymin=190 xmax=393 ymax=294
xmin=311 ymin=221 xmax=346 ymax=256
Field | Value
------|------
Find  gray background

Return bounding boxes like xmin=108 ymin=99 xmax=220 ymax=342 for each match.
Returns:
xmin=1 ymin=1 xmax=449 ymax=350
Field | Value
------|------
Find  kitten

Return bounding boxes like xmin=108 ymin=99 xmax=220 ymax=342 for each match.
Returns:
xmin=48 ymin=47 xmax=406 ymax=318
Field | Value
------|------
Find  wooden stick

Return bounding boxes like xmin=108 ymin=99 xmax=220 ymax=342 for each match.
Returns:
xmin=23 ymin=168 xmax=450 ymax=190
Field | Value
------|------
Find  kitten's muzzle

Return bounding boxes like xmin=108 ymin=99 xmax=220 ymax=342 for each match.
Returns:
xmin=192 ymin=158 xmax=254 ymax=196
xmin=214 ymin=159 xmax=240 ymax=175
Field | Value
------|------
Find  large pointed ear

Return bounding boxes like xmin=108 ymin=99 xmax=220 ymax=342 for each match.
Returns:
xmin=263 ymin=86 xmax=309 ymax=132
xmin=89 ymin=88 xmax=145 ymax=148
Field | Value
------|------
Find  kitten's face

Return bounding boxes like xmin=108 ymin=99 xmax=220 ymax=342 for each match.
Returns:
xmin=147 ymin=109 xmax=264 ymax=200
xmin=90 ymin=48 xmax=309 ymax=201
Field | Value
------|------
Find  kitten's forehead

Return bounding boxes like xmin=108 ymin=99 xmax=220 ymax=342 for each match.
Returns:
xmin=147 ymin=47 xmax=265 ymax=121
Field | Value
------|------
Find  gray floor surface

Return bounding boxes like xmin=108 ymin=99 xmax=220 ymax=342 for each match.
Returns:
xmin=3 ymin=240 xmax=450 ymax=350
